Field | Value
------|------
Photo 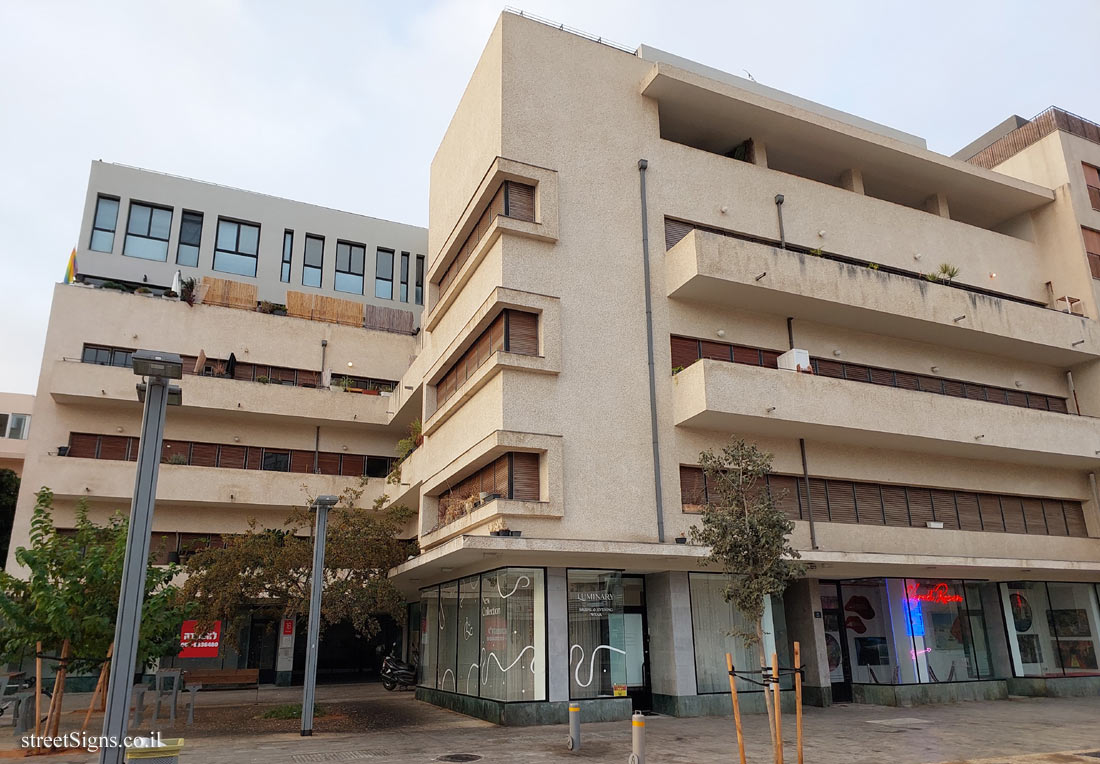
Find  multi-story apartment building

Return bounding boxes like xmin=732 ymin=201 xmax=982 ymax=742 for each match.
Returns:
xmin=0 ymin=393 xmax=33 ymax=477
xmin=6 ymin=162 xmax=428 ymax=684
xmin=389 ymin=12 xmax=1100 ymax=723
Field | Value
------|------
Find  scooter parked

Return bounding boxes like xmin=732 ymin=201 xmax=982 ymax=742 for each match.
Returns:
xmin=380 ymin=647 xmax=417 ymax=691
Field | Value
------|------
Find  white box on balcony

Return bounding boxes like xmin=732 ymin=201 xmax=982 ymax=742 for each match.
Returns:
xmin=777 ymin=348 xmax=811 ymax=373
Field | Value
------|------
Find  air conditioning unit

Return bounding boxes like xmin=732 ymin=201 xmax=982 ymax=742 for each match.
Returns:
xmin=777 ymin=348 xmax=811 ymax=373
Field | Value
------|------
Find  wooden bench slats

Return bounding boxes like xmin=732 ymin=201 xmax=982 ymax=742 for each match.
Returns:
xmin=182 ymin=668 xmax=259 ymax=688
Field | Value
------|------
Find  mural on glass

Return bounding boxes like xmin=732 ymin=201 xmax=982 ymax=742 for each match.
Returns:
xmin=688 ymin=573 xmax=779 ymax=693
xmin=1002 ymin=581 xmax=1100 ymax=677
xmin=457 ymin=576 xmax=481 ymax=695
xmin=567 ymin=570 xmax=626 ymax=699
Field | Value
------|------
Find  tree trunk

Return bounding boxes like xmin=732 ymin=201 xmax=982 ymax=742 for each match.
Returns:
xmin=47 ymin=639 xmax=71 ymax=739
xmin=755 ymin=616 xmax=777 ymax=760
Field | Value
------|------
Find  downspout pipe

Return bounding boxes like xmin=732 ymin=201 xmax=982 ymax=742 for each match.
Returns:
xmin=775 ymin=194 xmax=786 ymax=249
xmin=787 ymin=317 xmax=819 ymax=550
xmin=638 ymin=159 xmax=666 ymax=543
xmin=1067 ymin=370 xmax=1081 ymax=415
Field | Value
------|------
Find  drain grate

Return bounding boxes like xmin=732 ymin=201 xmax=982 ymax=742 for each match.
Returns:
xmin=291 ymin=752 xmax=392 ymax=763
xmin=436 ymin=756 xmax=483 ymax=763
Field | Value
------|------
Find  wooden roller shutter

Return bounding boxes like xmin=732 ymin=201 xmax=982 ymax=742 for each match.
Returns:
xmin=869 ymin=368 xmax=894 ymax=386
xmin=488 ymin=184 xmax=507 ymax=225
xmin=894 ymin=372 xmax=919 ymax=391
xmin=1043 ymin=500 xmax=1068 ymax=536
xmin=767 ymin=475 xmax=801 ymax=520
xmin=1021 ymin=498 xmax=1047 ymax=534
xmin=664 ymin=219 xmax=694 ymax=250
xmin=290 ymin=450 xmax=315 ymax=474
xmin=670 ymin=336 xmax=700 ymax=370
xmin=191 ymin=442 xmax=219 ymax=468
xmin=931 ymin=490 xmax=960 ymax=529
xmin=218 ymin=445 xmax=247 ymax=469
xmin=917 ymin=376 xmax=944 ymax=394
xmin=1004 ymin=389 xmax=1028 ymax=407
xmin=985 ymin=387 xmax=1008 ymax=405
xmin=906 ymin=488 xmax=934 ymax=526
xmin=475 ymin=332 xmax=492 ymax=367
xmin=298 ymin=370 xmax=320 ymax=388
xmin=815 ymin=360 xmax=844 ymax=379
xmin=964 ymin=384 xmax=987 ymax=401
xmin=701 ymin=341 xmax=732 ymax=362
xmin=127 ymin=437 xmax=140 ymax=460
xmin=854 ymin=482 xmax=885 ymax=524
xmin=942 ymin=380 xmax=965 ymax=397
xmin=881 ymin=486 xmax=910 ymax=526
xmin=955 ymin=492 xmax=982 ymax=530
xmin=68 ymin=433 xmax=99 ymax=459
xmin=507 ymin=311 xmax=539 ymax=355
xmin=977 ymin=494 xmax=1005 ymax=532
xmin=1025 ymin=394 xmax=1049 ymax=411
xmin=98 ymin=435 xmax=129 ymax=461
xmin=161 ymin=440 xmax=190 ymax=464
xmin=1000 ymin=496 xmax=1027 ymax=534
xmin=271 ymin=367 xmax=296 ymax=384
xmin=233 ymin=362 xmax=254 ymax=381
xmin=340 ymin=454 xmax=365 ymax=477
xmin=1064 ymin=502 xmax=1088 ymax=537
xmin=825 ymin=480 xmax=857 ymax=523
xmin=842 ymin=364 xmax=871 ymax=383
xmin=510 ymin=452 xmax=540 ymax=500
xmin=488 ymin=314 xmax=505 ymax=355
xmin=179 ymin=355 xmax=199 ymax=375
xmin=761 ymin=350 xmax=780 ymax=369
xmin=807 ymin=478 xmax=829 ymax=522
xmin=245 ymin=447 xmax=262 ymax=470
xmin=505 ymin=182 xmax=535 ymax=222
xmin=316 ymin=452 xmax=341 ymax=475
xmin=492 ymin=455 xmax=509 ymax=496
xmin=731 ymin=346 xmax=761 ymax=365
xmin=1047 ymin=397 xmax=1068 ymax=414
xmin=150 ymin=533 xmax=177 ymax=565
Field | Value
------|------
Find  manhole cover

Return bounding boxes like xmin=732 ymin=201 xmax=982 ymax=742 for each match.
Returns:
xmin=436 ymin=756 xmax=482 ymax=763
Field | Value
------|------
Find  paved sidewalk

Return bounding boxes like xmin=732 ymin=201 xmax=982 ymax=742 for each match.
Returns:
xmin=4 ymin=685 xmax=1098 ymax=763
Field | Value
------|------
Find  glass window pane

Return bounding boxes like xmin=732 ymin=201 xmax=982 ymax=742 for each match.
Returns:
xmin=479 ymin=568 xmax=545 ymax=701
xmin=216 ymin=220 xmax=237 ymax=251
xmin=836 ymin=579 xmax=901 ymax=684
xmin=567 ymin=570 xmax=625 ymax=699
xmin=1045 ymin=582 xmax=1100 ymax=675
xmin=124 ymin=235 xmax=168 ymax=261
xmin=180 ymin=213 xmax=202 ymax=245
xmin=128 ymin=204 xmax=150 ymax=235
xmin=335 ymin=272 xmax=363 ymax=294
xmin=283 ymin=232 xmax=293 ymax=261
xmin=375 ymin=278 xmax=393 ymax=300
xmin=149 ymin=208 xmax=172 ymax=239
xmin=690 ymin=572 xmax=771 ymax=693
xmin=7 ymin=414 xmax=29 ymax=440
xmin=281 ymin=262 xmax=290 ymax=283
xmin=95 ymin=197 xmax=119 ymax=231
xmin=303 ymin=265 xmax=321 ymax=288
xmin=0 ymin=414 xmax=7 ymax=437
xmin=351 ymin=246 xmax=364 ymax=274
xmin=238 ymin=223 xmax=259 ymax=255
xmin=457 ymin=576 xmax=481 ymax=695
xmin=90 ymin=229 xmax=114 ymax=253
xmin=177 ymin=244 xmax=199 ymax=268
xmin=261 ymin=451 xmax=290 ymax=471
xmin=336 ymin=243 xmax=350 ymax=271
xmin=213 ymin=250 xmax=257 ymax=277
xmin=419 ymin=587 xmax=439 ymax=688
xmin=376 ymin=249 xmax=393 ymax=279
xmin=438 ymin=582 xmax=459 ymax=691
xmin=304 ymin=236 xmax=323 ymax=267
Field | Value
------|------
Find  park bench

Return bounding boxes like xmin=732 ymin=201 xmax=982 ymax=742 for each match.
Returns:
xmin=178 ymin=669 xmax=260 ymax=725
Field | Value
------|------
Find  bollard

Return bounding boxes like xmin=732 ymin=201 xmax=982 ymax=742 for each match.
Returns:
xmin=567 ymin=704 xmax=581 ymax=751
xmin=629 ymin=711 xmax=645 ymax=764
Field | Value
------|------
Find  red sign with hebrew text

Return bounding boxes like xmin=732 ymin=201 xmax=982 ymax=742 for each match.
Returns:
xmin=179 ymin=620 xmax=221 ymax=658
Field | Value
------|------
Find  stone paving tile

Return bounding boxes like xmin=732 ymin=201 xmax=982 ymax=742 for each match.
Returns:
xmin=4 ymin=689 xmax=1098 ymax=763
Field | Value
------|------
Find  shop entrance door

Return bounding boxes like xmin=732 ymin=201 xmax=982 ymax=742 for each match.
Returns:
xmin=820 ymin=581 xmax=853 ymax=702
xmin=622 ymin=576 xmax=652 ymax=712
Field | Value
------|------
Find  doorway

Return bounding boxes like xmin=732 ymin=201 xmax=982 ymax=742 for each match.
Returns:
xmin=819 ymin=581 xmax=853 ymax=703
xmin=622 ymin=576 xmax=652 ymax=712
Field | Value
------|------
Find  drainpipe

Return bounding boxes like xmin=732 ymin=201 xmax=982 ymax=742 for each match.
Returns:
xmin=638 ymin=159 xmax=666 ymax=543
xmin=775 ymin=194 xmax=786 ymax=249
xmin=787 ymin=317 xmax=819 ymax=550
xmin=313 ymin=426 xmax=321 ymax=475
xmin=1067 ymin=370 xmax=1081 ymax=415
xmin=320 ymin=339 xmax=328 ymax=389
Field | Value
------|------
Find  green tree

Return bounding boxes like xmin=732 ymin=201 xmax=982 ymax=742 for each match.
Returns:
xmin=689 ymin=439 xmax=804 ymax=756
xmin=179 ymin=482 xmax=415 ymax=647
xmin=0 ymin=468 xmax=19 ymax=568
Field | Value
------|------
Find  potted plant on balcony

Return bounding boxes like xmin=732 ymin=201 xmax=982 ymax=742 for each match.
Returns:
xmin=166 ymin=454 xmax=188 ymax=465
xmin=181 ymin=277 xmax=196 ymax=306
xmin=675 ymin=530 xmax=688 ymax=544
xmin=256 ymin=375 xmax=270 ymax=384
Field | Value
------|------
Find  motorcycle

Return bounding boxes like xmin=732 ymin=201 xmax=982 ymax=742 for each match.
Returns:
xmin=380 ymin=647 xmax=417 ymax=691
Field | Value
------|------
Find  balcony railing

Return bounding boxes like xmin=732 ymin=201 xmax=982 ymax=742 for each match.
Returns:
xmin=966 ymin=107 xmax=1100 ymax=170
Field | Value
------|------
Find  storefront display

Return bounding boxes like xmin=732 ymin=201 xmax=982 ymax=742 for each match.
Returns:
xmin=567 ymin=570 xmax=626 ymax=699
xmin=1001 ymin=581 xmax=1100 ymax=677
xmin=688 ymin=573 xmax=779 ymax=693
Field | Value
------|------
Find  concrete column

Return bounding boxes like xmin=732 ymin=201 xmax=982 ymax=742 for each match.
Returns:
xmin=782 ymin=579 xmax=831 ymax=706
xmin=750 ymin=139 xmax=768 ymax=168
xmin=645 ymin=572 xmax=697 ymax=701
xmin=275 ymin=616 xmax=295 ymax=686
xmin=547 ymin=567 xmax=569 ymax=702
xmin=839 ymin=168 xmax=865 ymax=194
xmin=923 ymin=192 xmax=951 ymax=219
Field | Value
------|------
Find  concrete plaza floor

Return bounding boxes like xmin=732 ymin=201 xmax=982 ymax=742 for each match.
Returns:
xmin=3 ymin=683 xmax=1099 ymax=763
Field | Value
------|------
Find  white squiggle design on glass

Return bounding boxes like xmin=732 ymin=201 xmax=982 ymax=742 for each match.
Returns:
xmin=463 ymin=617 xmax=474 ymax=640
xmin=570 ymin=644 xmax=626 ymax=688
xmin=495 ymin=575 xmax=531 ymax=599
xmin=440 ymin=668 xmax=456 ymax=691
xmin=465 ymin=662 xmax=479 ymax=694
xmin=483 ymin=644 xmax=537 ymax=677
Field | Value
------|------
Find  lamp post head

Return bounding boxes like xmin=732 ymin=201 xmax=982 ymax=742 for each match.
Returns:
xmin=132 ymin=350 xmax=183 ymax=379
xmin=312 ymin=495 xmax=339 ymax=511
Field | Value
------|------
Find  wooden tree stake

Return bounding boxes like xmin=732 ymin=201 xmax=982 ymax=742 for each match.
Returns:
xmin=794 ymin=641 xmax=803 ymax=764
xmin=34 ymin=641 xmax=42 ymax=750
xmin=725 ymin=653 xmax=747 ymax=764
xmin=47 ymin=640 xmax=71 ymax=739
xmin=81 ymin=644 xmax=113 ymax=733
xmin=773 ymin=651 xmax=783 ymax=764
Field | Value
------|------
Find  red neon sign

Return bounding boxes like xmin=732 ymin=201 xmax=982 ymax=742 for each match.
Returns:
xmin=906 ymin=582 xmax=964 ymax=605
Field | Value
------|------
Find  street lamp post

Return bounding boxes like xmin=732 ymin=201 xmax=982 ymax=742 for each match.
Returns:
xmin=100 ymin=351 xmax=182 ymax=764
xmin=301 ymin=494 xmax=338 ymax=736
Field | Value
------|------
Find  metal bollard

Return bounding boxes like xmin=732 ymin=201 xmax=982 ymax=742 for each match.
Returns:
xmin=629 ymin=711 xmax=645 ymax=764
xmin=567 ymin=704 xmax=581 ymax=751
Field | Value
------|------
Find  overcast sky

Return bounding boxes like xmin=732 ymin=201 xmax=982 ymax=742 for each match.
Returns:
xmin=1 ymin=0 xmax=1097 ymax=395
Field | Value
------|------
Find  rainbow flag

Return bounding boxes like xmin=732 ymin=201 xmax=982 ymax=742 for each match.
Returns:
xmin=63 ymin=248 xmax=78 ymax=284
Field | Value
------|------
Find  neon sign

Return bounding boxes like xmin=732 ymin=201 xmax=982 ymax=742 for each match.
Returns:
xmin=909 ymin=647 xmax=932 ymax=660
xmin=906 ymin=582 xmax=964 ymax=605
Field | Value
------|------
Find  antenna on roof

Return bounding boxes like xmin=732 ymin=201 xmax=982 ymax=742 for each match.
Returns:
xmin=743 ymin=70 xmax=757 ymax=83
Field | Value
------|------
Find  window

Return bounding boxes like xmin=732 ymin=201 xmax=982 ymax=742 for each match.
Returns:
xmin=374 ymin=248 xmax=394 ymax=299
xmin=415 ymin=255 xmax=425 ymax=305
xmin=1085 ymin=227 xmax=1100 ymax=281
xmin=568 ymin=570 xmax=626 ymax=699
xmin=400 ymin=252 xmax=410 ymax=302
xmin=81 ymin=344 xmax=132 ymax=368
xmin=365 ymin=456 xmax=392 ymax=478
xmin=691 ymin=573 xmax=780 ymax=693
xmin=281 ymin=230 xmax=293 ymax=283
xmin=303 ymin=235 xmax=324 ymax=288
xmin=335 ymin=240 xmax=365 ymax=294
xmin=434 ymin=310 xmax=538 ymax=410
xmin=261 ymin=450 xmax=290 ymax=472
xmin=177 ymin=211 xmax=203 ymax=267
xmin=6 ymin=414 xmax=29 ymax=440
xmin=90 ymin=196 xmax=119 ymax=252
xmin=123 ymin=202 xmax=172 ymax=261
xmin=1084 ymin=163 xmax=1100 ymax=211
xmin=213 ymin=218 xmax=260 ymax=277
xmin=1003 ymin=581 xmax=1100 ymax=678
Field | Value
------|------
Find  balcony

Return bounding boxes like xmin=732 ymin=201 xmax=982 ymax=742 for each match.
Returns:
xmin=49 ymin=361 xmax=393 ymax=427
xmin=672 ymin=359 xmax=1100 ymax=468
xmin=44 ymin=455 xmax=382 ymax=511
xmin=666 ymin=229 xmax=1100 ymax=365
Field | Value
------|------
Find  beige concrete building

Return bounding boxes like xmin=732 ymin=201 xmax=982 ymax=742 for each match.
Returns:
xmin=0 ymin=393 xmax=33 ymax=476
xmin=390 ymin=12 xmax=1100 ymax=723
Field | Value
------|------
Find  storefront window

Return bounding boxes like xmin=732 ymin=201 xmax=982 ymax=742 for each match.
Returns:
xmin=1002 ymin=581 xmax=1100 ymax=677
xmin=688 ymin=573 xmax=777 ymax=693
xmin=567 ymin=570 xmax=626 ymax=699
xmin=418 ymin=568 xmax=546 ymax=701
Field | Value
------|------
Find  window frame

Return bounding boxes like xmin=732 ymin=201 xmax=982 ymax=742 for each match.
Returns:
xmin=123 ymin=201 xmax=173 ymax=262
xmin=90 ymin=195 xmax=120 ymax=253
xmin=6 ymin=413 xmax=30 ymax=440
xmin=212 ymin=217 xmax=261 ymax=278
xmin=334 ymin=240 xmax=366 ymax=295
xmin=303 ymin=234 xmax=325 ymax=288
xmin=415 ymin=254 xmax=425 ymax=305
xmin=176 ymin=210 xmax=203 ymax=267
xmin=281 ymin=230 xmax=294 ymax=283
xmin=374 ymin=247 xmax=395 ymax=300
xmin=400 ymin=251 xmax=410 ymax=302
